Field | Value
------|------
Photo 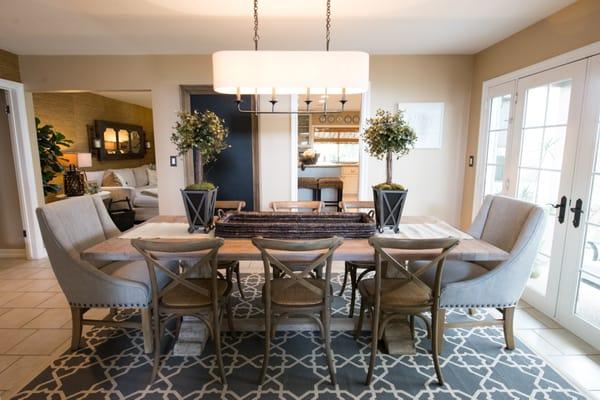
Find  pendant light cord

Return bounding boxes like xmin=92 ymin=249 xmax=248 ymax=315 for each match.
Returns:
xmin=326 ymin=0 xmax=331 ymax=51
xmin=253 ymin=0 xmax=259 ymax=50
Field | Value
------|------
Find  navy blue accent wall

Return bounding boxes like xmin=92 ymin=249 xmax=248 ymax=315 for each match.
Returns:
xmin=190 ymin=94 xmax=254 ymax=210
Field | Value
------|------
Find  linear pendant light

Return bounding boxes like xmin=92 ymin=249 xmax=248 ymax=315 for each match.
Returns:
xmin=211 ymin=0 xmax=369 ymax=114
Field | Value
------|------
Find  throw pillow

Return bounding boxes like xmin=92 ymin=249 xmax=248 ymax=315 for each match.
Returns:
xmin=147 ymin=168 xmax=157 ymax=186
xmin=133 ymin=165 xmax=149 ymax=187
xmin=102 ymin=170 xmax=124 ymax=187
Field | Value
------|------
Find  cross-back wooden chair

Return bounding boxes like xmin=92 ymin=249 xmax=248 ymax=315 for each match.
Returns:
xmin=270 ymin=201 xmax=323 ymax=213
xmin=337 ymin=201 xmax=376 ymax=316
xmin=131 ymin=238 xmax=233 ymax=384
xmin=356 ymin=236 xmax=459 ymax=386
xmin=215 ymin=200 xmax=247 ymax=298
xmin=251 ymin=236 xmax=343 ymax=385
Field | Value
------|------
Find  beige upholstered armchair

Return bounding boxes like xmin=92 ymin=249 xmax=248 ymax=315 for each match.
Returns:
xmin=410 ymin=195 xmax=545 ymax=352
xmin=36 ymin=195 xmax=169 ymax=353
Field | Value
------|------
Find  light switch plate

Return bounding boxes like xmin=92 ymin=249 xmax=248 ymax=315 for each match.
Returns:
xmin=170 ymin=156 xmax=177 ymax=167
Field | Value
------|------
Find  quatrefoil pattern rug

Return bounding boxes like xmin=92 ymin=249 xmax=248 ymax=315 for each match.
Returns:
xmin=14 ymin=274 xmax=586 ymax=399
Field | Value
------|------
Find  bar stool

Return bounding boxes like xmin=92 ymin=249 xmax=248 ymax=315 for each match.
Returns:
xmin=298 ymin=177 xmax=320 ymax=201
xmin=318 ymin=178 xmax=343 ymax=211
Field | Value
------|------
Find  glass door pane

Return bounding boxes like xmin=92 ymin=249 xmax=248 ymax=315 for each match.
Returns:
xmin=484 ymin=94 xmax=511 ymax=196
xmin=516 ymin=79 xmax=572 ymax=296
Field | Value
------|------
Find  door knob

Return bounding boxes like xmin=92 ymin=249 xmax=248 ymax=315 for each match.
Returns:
xmin=547 ymin=196 xmax=567 ymax=224
xmin=570 ymin=198 xmax=584 ymax=228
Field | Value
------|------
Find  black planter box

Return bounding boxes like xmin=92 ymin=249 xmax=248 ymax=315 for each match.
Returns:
xmin=181 ymin=188 xmax=218 ymax=233
xmin=373 ymin=188 xmax=408 ymax=233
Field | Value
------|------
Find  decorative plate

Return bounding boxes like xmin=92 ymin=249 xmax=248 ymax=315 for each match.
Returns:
xmin=327 ymin=115 xmax=336 ymax=123
xmin=319 ymin=115 xmax=327 ymax=123
xmin=344 ymin=115 xmax=352 ymax=123
xmin=353 ymin=115 xmax=360 ymax=123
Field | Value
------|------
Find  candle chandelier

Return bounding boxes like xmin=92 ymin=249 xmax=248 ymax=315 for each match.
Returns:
xmin=212 ymin=0 xmax=369 ymax=115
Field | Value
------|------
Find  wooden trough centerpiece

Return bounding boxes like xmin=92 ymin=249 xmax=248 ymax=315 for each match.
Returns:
xmin=215 ymin=212 xmax=376 ymax=239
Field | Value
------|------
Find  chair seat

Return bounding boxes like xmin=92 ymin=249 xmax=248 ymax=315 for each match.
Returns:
xmin=358 ymin=278 xmax=431 ymax=307
xmin=161 ymin=279 xmax=228 ymax=307
xmin=408 ymin=260 xmax=489 ymax=289
xmin=265 ymin=278 xmax=329 ymax=306
xmin=100 ymin=260 xmax=178 ymax=303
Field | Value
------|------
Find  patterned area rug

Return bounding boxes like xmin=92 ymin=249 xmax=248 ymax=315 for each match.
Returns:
xmin=14 ymin=274 xmax=586 ymax=399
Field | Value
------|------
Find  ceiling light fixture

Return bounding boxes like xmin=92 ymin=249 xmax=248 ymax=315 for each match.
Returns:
xmin=212 ymin=0 xmax=369 ymax=115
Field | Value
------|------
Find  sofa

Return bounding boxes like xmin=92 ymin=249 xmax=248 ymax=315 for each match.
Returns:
xmin=86 ymin=164 xmax=158 ymax=221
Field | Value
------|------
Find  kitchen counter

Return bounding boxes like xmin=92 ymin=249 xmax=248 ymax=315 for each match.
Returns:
xmin=300 ymin=162 xmax=359 ymax=168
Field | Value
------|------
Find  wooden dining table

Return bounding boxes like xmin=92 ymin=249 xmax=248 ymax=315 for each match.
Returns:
xmin=80 ymin=214 xmax=509 ymax=356
xmin=81 ymin=215 xmax=509 ymax=264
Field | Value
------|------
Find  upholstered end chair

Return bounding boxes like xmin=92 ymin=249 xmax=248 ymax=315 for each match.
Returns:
xmin=411 ymin=195 xmax=545 ymax=352
xmin=36 ymin=195 xmax=169 ymax=353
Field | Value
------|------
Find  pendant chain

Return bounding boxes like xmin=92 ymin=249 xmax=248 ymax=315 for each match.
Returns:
xmin=253 ymin=0 xmax=259 ymax=50
xmin=326 ymin=0 xmax=331 ymax=51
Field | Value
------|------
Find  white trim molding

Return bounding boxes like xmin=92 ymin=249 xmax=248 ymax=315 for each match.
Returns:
xmin=358 ymin=84 xmax=371 ymax=200
xmin=0 ymin=78 xmax=46 ymax=259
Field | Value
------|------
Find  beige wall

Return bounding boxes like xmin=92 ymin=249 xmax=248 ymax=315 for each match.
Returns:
xmin=0 ymin=92 xmax=25 ymax=249
xmin=369 ymin=55 xmax=473 ymax=225
xmin=0 ymin=49 xmax=20 ymax=82
xmin=461 ymin=0 xmax=600 ymax=227
xmin=19 ymin=54 xmax=475 ymax=221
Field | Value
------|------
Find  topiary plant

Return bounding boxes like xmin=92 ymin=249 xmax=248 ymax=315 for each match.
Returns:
xmin=362 ymin=109 xmax=417 ymax=186
xmin=36 ymin=117 xmax=73 ymax=196
xmin=171 ymin=110 xmax=229 ymax=186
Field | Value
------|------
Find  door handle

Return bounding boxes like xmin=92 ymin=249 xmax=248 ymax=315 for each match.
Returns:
xmin=548 ymin=196 xmax=567 ymax=224
xmin=570 ymin=198 xmax=584 ymax=228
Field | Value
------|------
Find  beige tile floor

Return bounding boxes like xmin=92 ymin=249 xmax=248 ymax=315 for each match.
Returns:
xmin=0 ymin=258 xmax=598 ymax=399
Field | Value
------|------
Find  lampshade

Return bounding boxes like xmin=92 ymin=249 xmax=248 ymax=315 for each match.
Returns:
xmin=76 ymin=152 xmax=93 ymax=168
xmin=212 ymin=51 xmax=369 ymax=95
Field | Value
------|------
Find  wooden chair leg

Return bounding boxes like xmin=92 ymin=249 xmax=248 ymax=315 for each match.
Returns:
xmin=234 ymin=262 xmax=245 ymax=299
xmin=140 ymin=307 xmax=154 ymax=354
xmin=260 ymin=305 xmax=272 ymax=384
xmin=226 ymin=299 xmax=235 ymax=333
xmin=349 ymin=265 xmax=358 ymax=317
xmin=436 ymin=308 xmax=446 ymax=355
xmin=70 ymin=307 xmax=83 ymax=351
xmin=213 ymin=309 xmax=227 ymax=384
xmin=366 ymin=308 xmax=379 ymax=385
xmin=149 ymin=308 xmax=161 ymax=383
xmin=338 ymin=263 xmax=349 ymax=296
xmin=409 ymin=315 xmax=415 ymax=339
xmin=503 ymin=307 xmax=516 ymax=350
xmin=431 ymin=307 xmax=445 ymax=385
xmin=322 ymin=308 xmax=337 ymax=385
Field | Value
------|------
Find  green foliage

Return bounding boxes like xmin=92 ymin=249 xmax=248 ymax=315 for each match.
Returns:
xmin=185 ymin=182 xmax=216 ymax=191
xmin=362 ymin=109 xmax=417 ymax=160
xmin=171 ymin=110 xmax=229 ymax=163
xmin=36 ymin=118 xmax=73 ymax=196
xmin=373 ymin=183 xmax=406 ymax=191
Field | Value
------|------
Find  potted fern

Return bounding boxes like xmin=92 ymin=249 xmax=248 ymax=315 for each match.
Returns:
xmin=362 ymin=109 xmax=417 ymax=233
xmin=171 ymin=110 xmax=229 ymax=233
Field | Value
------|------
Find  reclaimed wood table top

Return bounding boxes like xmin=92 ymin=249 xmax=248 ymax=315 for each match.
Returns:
xmin=81 ymin=215 xmax=509 ymax=264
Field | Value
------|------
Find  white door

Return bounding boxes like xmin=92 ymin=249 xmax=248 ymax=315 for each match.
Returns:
xmin=476 ymin=81 xmax=516 ymax=206
xmin=506 ymin=60 xmax=587 ymax=315
xmin=557 ymin=55 xmax=600 ymax=349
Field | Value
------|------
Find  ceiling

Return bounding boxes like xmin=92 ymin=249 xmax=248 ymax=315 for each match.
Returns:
xmin=0 ymin=0 xmax=576 ymax=55
xmin=92 ymin=91 xmax=153 ymax=108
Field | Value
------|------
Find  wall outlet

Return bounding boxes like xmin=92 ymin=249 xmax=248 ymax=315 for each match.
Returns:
xmin=468 ymin=155 xmax=474 ymax=167
xmin=170 ymin=156 xmax=177 ymax=167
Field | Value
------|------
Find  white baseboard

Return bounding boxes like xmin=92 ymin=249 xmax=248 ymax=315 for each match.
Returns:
xmin=0 ymin=248 xmax=26 ymax=258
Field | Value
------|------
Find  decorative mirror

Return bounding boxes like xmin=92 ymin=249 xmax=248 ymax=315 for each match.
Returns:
xmin=90 ymin=120 xmax=146 ymax=161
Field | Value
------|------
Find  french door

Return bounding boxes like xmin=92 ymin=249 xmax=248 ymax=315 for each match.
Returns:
xmin=478 ymin=55 xmax=600 ymax=348
xmin=508 ymin=60 xmax=587 ymax=316
xmin=557 ymin=55 xmax=600 ymax=349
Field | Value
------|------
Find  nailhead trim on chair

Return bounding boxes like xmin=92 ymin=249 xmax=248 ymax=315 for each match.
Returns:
xmin=441 ymin=303 xmax=517 ymax=308
xmin=70 ymin=302 xmax=147 ymax=308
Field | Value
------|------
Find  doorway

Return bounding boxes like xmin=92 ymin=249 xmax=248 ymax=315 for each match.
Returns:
xmin=475 ymin=52 xmax=600 ymax=349
xmin=0 ymin=89 xmax=25 ymax=257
